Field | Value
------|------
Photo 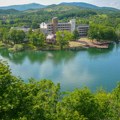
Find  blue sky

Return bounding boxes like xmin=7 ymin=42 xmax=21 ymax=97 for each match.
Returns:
xmin=0 ymin=0 xmax=120 ymax=9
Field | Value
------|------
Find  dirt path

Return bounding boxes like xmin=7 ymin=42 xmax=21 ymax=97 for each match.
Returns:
xmin=78 ymin=38 xmax=109 ymax=49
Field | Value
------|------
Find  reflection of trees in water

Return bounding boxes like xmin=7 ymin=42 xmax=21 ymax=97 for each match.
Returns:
xmin=115 ymin=42 xmax=120 ymax=50
xmin=9 ymin=53 xmax=26 ymax=64
xmin=0 ymin=43 xmax=117 ymax=65
xmin=49 ymin=51 xmax=78 ymax=65
xmin=5 ymin=51 xmax=47 ymax=65
xmin=87 ymin=44 xmax=114 ymax=59
xmin=0 ymin=49 xmax=78 ymax=65
xmin=0 ymin=48 xmax=10 ymax=59
xmin=25 ymin=51 xmax=47 ymax=64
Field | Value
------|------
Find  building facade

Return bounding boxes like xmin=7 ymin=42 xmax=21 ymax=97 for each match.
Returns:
xmin=40 ymin=17 xmax=89 ymax=37
xmin=77 ymin=25 xmax=89 ymax=37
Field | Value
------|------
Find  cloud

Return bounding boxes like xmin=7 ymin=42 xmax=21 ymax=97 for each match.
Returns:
xmin=88 ymin=0 xmax=120 ymax=9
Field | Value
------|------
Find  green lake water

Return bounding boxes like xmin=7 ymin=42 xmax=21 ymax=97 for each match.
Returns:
xmin=0 ymin=43 xmax=120 ymax=91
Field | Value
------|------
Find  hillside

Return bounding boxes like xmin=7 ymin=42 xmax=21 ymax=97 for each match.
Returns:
xmin=0 ymin=2 xmax=119 ymax=30
xmin=0 ymin=3 xmax=45 ymax=11
xmin=43 ymin=4 xmax=82 ymax=12
xmin=26 ymin=4 xmax=98 ymax=21
xmin=0 ymin=2 xmax=119 ymax=12
xmin=60 ymin=2 xmax=98 ymax=9
xmin=60 ymin=2 xmax=119 ymax=11
xmin=0 ymin=9 xmax=20 ymax=14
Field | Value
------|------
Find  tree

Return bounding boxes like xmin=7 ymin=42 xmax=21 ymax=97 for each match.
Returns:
xmin=0 ymin=61 xmax=60 ymax=120
xmin=0 ymin=61 xmax=120 ymax=120
xmin=110 ymin=83 xmax=120 ymax=120
xmin=9 ymin=29 xmax=25 ymax=44
xmin=116 ymin=24 xmax=120 ymax=40
xmin=0 ymin=61 xmax=24 ymax=120
xmin=2 ymin=31 xmax=10 ymax=44
xmin=56 ymin=30 xmax=73 ymax=49
xmin=37 ymin=32 xmax=46 ymax=47
xmin=73 ymin=30 xmax=80 ymax=41
xmin=16 ymin=30 xmax=26 ymax=43
xmin=88 ymin=24 xmax=117 ymax=41
xmin=32 ymin=22 xmax=39 ymax=29
xmin=0 ymin=28 xmax=4 ymax=41
xmin=9 ymin=29 xmax=17 ymax=44
xmin=57 ymin=88 xmax=99 ymax=120
xmin=0 ymin=28 xmax=9 ymax=42
xmin=29 ymin=30 xmax=46 ymax=47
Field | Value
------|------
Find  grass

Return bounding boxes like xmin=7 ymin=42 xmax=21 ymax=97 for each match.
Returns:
xmin=69 ymin=41 xmax=83 ymax=48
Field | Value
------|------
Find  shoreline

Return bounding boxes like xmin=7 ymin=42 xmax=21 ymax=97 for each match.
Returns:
xmin=0 ymin=38 xmax=116 ymax=52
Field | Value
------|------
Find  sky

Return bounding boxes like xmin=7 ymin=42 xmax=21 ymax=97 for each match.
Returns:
xmin=0 ymin=0 xmax=120 ymax=9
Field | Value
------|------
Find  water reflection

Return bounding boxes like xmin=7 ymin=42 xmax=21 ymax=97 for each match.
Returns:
xmin=87 ymin=44 xmax=114 ymax=59
xmin=0 ymin=44 xmax=120 ymax=92
xmin=0 ymin=49 xmax=78 ymax=65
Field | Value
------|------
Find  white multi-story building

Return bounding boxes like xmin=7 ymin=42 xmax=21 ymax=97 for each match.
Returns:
xmin=77 ymin=25 xmax=89 ymax=36
xmin=40 ymin=17 xmax=89 ymax=37
xmin=40 ymin=17 xmax=76 ymax=34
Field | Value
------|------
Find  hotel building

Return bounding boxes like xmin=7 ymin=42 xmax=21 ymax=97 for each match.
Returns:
xmin=40 ymin=17 xmax=89 ymax=37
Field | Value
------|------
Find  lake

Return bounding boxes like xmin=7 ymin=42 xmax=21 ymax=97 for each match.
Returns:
xmin=0 ymin=43 xmax=120 ymax=92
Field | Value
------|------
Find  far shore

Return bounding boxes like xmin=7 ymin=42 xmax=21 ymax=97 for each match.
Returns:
xmin=0 ymin=37 xmax=115 ymax=52
xmin=69 ymin=37 xmax=113 ymax=49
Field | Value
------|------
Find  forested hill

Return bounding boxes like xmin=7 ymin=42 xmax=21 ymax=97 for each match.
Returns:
xmin=60 ymin=2 xmax=119 ymax=11
xmin=0 ymin=2 xmax=119 ymax=12
xmin=0 ymin=9 xmax=20 ymax=14
xmin=0 ymin=3 xmax=120 ymax=30
xmin=0 ymin=3 xmax=45 ymax=11
xmin=0 ymin=3 xmax=119 ymax=15
xmin=60 ymin=2 xmax=98 ymax=9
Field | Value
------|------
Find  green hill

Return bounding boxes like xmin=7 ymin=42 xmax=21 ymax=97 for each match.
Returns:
xmin=0 ymin=3 xmax=45 ymax=11
xmin=0 ymin=9 xmax=20 ymax=14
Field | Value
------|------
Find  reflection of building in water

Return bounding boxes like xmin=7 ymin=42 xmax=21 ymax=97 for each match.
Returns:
xmin=40 ymin=17 xmax=89 ymax=37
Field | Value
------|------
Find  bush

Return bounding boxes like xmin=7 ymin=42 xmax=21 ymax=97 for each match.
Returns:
xmin=0 ymin=61 xmax=120 ymax=120
xmin=24 ymin=43 xmax=37 ymax=50
xmin=8 ymin=44 xmax=24 ymax=52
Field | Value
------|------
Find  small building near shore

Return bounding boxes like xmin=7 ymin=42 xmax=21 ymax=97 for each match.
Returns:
xmin=46 ymin=34 xmax=56 ymax=44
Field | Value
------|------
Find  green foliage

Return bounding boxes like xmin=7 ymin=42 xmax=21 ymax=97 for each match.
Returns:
xmin=31 ymin=22 xmax=39 ymax=29
xmin=28 ymin=30 xmax=46 ymax=47
xmin=88 ymin=24 xmax=117 ymax=41
xmin=116 ymin=24 xmax=120 ymax=40
xmin=57 ymin=88 xmax=99 ymax=120
xmin=0 ymin=28 xmax=46 ymax=51
xmin=0 ymin=61 xmax=24 ymax=119
xmin=8 ymin=44 xmax=24 ymax=52
xmin=56 ymin=31 xmax=73 ymax=49
xmin=0 ymin=4 xmax=119 ymax=44
xmin=0 ymin=61 xmax=120 ymax=120
xmin=110 ymin=83 xmax=120 ymax=120
xmin=9 ymin=29 xmax=25 ymax=44
xmin=73 ymin=30 xmax=80 ymax=40
xmin=0 ymin=28 xmax=9 ymax=42
xmin=0 ymin=61 xmax=60 ymax=120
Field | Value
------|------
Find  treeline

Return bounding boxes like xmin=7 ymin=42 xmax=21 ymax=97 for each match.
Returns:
xmin=0 ymin=28 xmax=79 ymax=50
xmin=0 ymin=9 xmax=95 ymax=28
xmin=0 ymin=28 xmax=46 ymax=49
xmin=0 ymin=5 xmax=119 ymax=29
xmin=0 ymin=61 xmax=120 ymax=120
xmin=88 ymin=24 xmax=119 ymax=41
